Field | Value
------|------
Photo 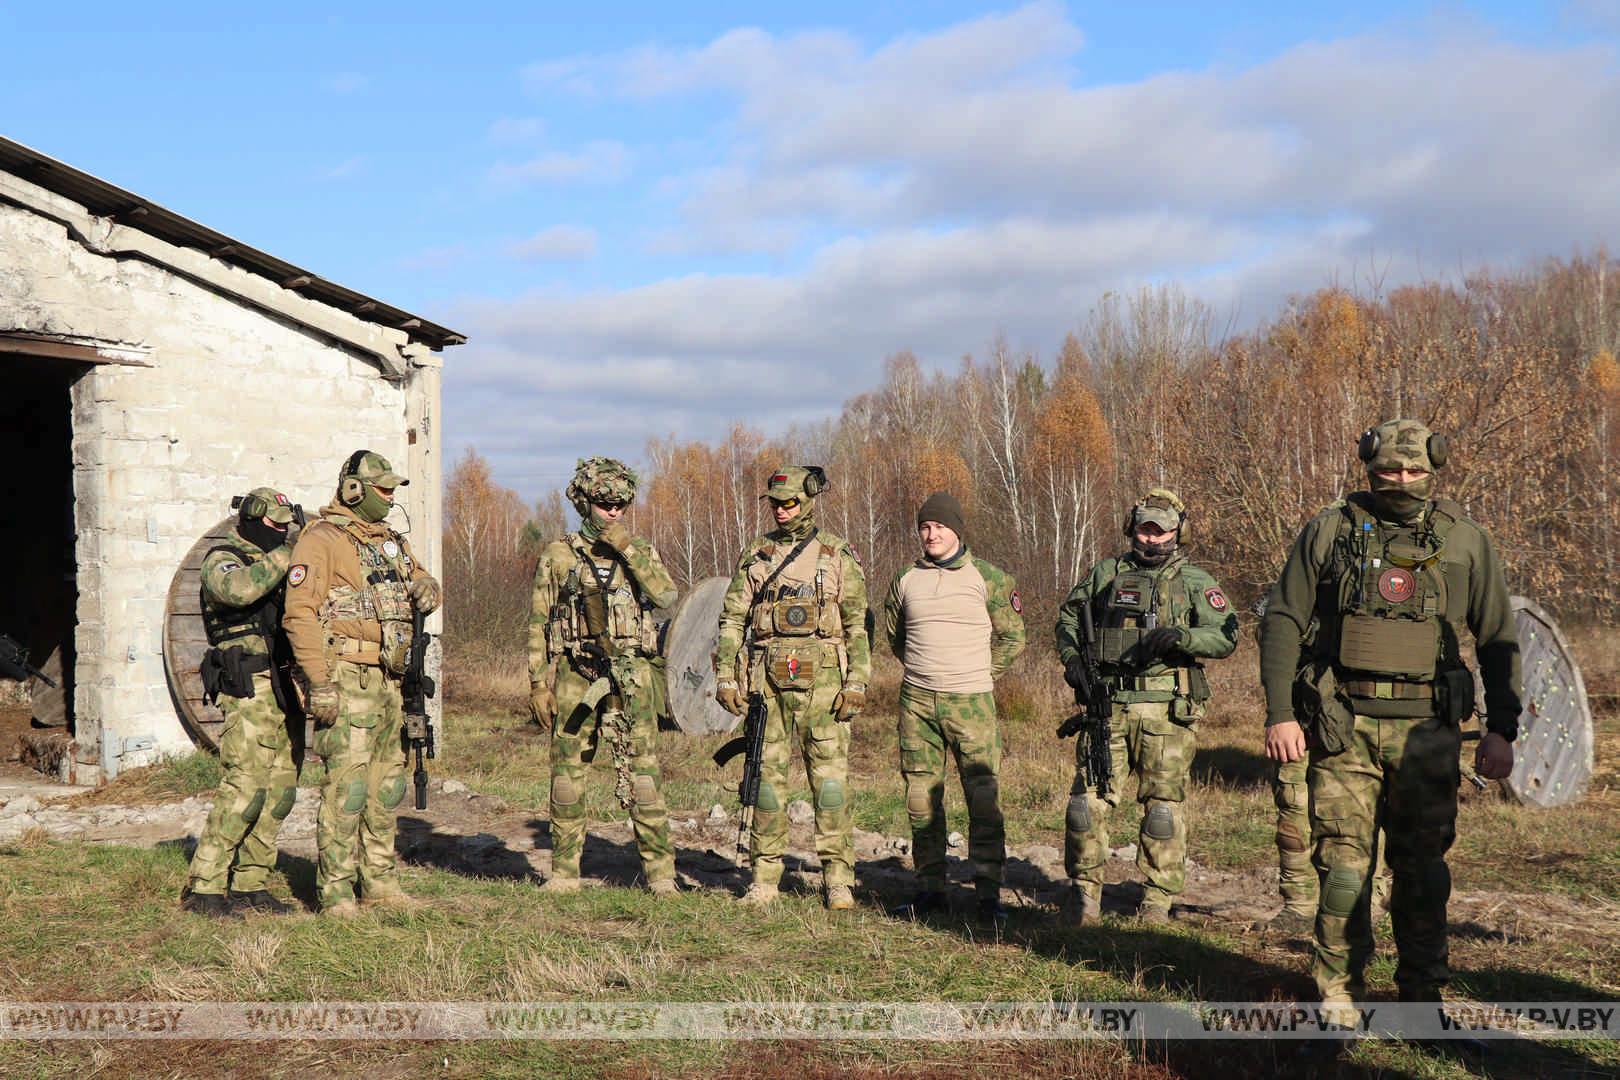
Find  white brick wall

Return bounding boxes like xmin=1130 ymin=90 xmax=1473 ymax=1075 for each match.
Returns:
xmin=2 ymin=199 xmax=441 ymax=780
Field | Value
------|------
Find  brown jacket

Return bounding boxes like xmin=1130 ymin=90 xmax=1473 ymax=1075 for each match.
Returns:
xmin=283 ymin=500 xmax=427 ymax=686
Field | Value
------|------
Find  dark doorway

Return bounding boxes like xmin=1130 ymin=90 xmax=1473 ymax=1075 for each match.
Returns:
xmin=0 ymin=351 xmax=85 ymax=740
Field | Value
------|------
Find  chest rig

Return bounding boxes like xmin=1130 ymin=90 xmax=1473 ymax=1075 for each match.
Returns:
xmin=1093 ymin=556 xmax=1188 ymax=668
xmin=1325 ymin=497 xmax=1458 ymax=682
xmin=551 ymin=535 xmax=657 ymax=660
xmin=748 ymin=540 xmax=842 ymax=642
xmin=201 ymin=545 xmax=282 ymax=658
xmin=321 ymin=520 xmax=415 ymax=674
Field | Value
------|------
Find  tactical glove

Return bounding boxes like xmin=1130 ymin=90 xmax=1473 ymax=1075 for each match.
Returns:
xmin=1135 ymin=627 xmax=1186 ymax=664
xmin=1063 ymin=658 xmax=1090 ymax=693
xmin=716 ymin=680 xmax=747 ymax=716
xmin=307 ymin=682 xmax=340 ymax=726
xmin=833 ymin=686 xmax=865 ymax=723
xmin=529 ymin=682 xmax=556 ymax=726
xmin=599 ymin=521 xmax=634 ymax=554
xmin=408 ymin=575 xmax=443 ymax=615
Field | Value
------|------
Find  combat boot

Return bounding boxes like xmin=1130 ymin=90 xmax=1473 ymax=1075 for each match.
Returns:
xmin=1063 ymin=886 xmax=1102 ymax=926
xmin=1264 ymin=907 xmax=1314 ymax=937
xmin=824 ymin=884 xmax=854 ymax=911
xmin=181 ymin=891 xmax=240 ymax=919
xmin=648 ymin=878 xmax=680 ymax=897
xmin=738 ymin=882 xmax=779 ymax=906
xmin=323 ymin=899 xmax=362 ymax=919
xmin=540 ymin=874 xmax=582 ymax=894
xmin=362 ymin=892 xmax=427 ymax=913
xmin=229 ymin=890 xmax=295 ymax=916
xmin=975 ymin=895 xmax=1008 ymax=930
xmin=888 ymin=890 xmax=945 ymax=920
xmin=1136 ymin=902 xmax=1172 ymax=925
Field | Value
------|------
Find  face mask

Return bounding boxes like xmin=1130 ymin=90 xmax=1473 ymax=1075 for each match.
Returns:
xmin=239 ymin=514 xmax=288 ymax=552
xmin=1368 ymin=473 xmax=1434 ymax=520
xmin=1131 ymin=536 xmax=1177 ymax=566
xmin=354 ymin=484 xmax=393 ymax=523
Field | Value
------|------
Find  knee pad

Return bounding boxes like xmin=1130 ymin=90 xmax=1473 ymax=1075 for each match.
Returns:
xmin=1066 ymin=794 xmax=1092 ymax=834
xmin=964 ymin=777 xmax=999 ymax=819
xmin=1392 ymin=857 xmax=1451 ymax=905
xmin=268 ymin=787 xmax=296 ymax=821
xmin=1143 ymin=802 xmax=1176 ymax=841
xmin=906 ymin=783 xmax=935 ymax=817
xmin=378 ymin=774 xmax=407 ymax=810
xmin=342 ymin=779 xmax=368 ymax=814
xmin=632 ymin=773 xmax=660 ymax=807
xmin=1322 ymin=864 xmax=1364 ymax=918
xmin=1276 ymin=820 xmax=1309 ymax=854
xmin=755 ymin=782 xmax=780 ymax=813
xmin=551 ymin=774 xmax=581 ymax=807
xmin=815 ymin=778 xmax=845 ymax=812
xmin=241 ymin=789 xmax=267 ymax=827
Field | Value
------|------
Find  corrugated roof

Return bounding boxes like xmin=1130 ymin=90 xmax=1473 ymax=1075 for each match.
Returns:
xmin=0 ymin=134 xmax=465 ymax=351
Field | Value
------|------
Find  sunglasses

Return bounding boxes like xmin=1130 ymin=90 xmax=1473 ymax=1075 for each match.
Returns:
xmin=771 ymin=497 xmax=803 ymax=510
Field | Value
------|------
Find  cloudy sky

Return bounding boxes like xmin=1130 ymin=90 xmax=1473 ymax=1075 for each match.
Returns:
xmin=6 ymin=2 xmax=1619 ymax=499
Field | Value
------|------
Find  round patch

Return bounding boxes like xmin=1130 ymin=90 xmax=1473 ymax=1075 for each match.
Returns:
xmin=1010 ymin=589 xmax=1023 ymax=614
xmin=783 ymin=603 xmax=810 ymax=628
xmin=288 ymin=565 xmax=308 ymax=587
xmin=1378 ymin=567 xmax=1416 ymax=603
xmin=382 ymin=540 xmax=399 ymax=559
xmin=1204 ymin=587 xmax=1228 ymax=612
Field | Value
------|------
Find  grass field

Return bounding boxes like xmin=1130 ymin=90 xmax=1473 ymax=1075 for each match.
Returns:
xmin=0 ymin=632 xmax=1616 ymax=1078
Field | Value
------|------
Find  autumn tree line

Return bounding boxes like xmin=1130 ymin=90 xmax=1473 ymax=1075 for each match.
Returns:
xmin=444 ymin=253 xmax=1620 ymax=678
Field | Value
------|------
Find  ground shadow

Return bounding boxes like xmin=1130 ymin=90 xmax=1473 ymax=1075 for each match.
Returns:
xmin=396 ymin=814 xmax=541 ymax=883
xmin=1191 ymin=744 xmax=1274 ymax=788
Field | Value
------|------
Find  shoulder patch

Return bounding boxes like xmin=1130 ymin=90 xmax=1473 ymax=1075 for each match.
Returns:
xmin=216 ymin=561 xmax=243 ymax=575
xmin=1010 ymin=589 xmax=1022 ymax=614
xmin=288 ymin=565 xmax=308 ymax=588
xmin=1204 ymin=587 xmax=1228 ymax=612
xmin=846 ymin=543 xmax=862 ymax=566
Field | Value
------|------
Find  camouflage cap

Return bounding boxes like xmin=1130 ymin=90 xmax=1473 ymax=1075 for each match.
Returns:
xmin=240 ymin=486 xmax=296 ymax=525
xmin=1130 ymin=487 xmax=1185 ymax=532
xmin=567 ymin=456 xmax=638 ymax=513
xmin=342 ymin=450 xmax=409 ymax=488
xmin=761 ymin=465 xmax=827 ymax=501
xmin=1362 ymin=419 xmax=1440 ymax=474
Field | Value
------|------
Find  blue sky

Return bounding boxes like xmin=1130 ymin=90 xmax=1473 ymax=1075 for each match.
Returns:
xmin=5 ymin=2 xmax=1619 ymax=498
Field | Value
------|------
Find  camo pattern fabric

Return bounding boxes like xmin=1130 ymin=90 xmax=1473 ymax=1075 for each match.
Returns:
xmin=1309 ymin=710 xmax=1461 ymax=1001
xmin=1273 ymin=755 xmax=1317 ymax=915
xmin=186 ymin=671 xmax=301 ymax=895
xmin=897 ymin=685 xmax=1003 ymax=893
xmin=548 ymin=654 xmax=674 ymax=884
xmin=746 ymin=645 xmax=853 ymax=889
xmin=314 ymin=659 xmax=408 ymax=908
xmin=1064 ymin=700 xmax=1196 ymax=910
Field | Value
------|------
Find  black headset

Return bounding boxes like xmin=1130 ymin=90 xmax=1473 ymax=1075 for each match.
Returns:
xmin=233 ymin=492 xmax=271 ymax=519
xmin=339 ymin=449 xmax=371 ymax=507
xmin=802 ymin=465 xmax=828 ymax=496
xmin=1357 ymin=427 xmax=1448 ymax=469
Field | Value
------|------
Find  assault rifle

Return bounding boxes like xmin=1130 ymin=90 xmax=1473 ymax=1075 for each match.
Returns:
xmin=0 ymin=635 xmax=56 ymax=687
xmin=401 ymin=607 xmax=437 ymax=810
xmin=1056 ymin=603 xmax=1113 ymax=798
xmin=712 ymin=691 xmax=768 ymax=864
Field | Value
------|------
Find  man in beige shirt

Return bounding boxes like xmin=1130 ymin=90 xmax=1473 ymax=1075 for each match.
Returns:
xmin=883 ymin=492 xmax=1025 ymax=926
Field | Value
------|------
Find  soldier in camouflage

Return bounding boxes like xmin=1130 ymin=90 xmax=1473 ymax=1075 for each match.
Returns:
xmin=283 ymin=451 xmax=442 ymax=917
xmin=883 ymin=492 xmax=1025 ymax=927
xmin=1055 ymin=488 xmax=1239 ymax=924
xmin=1261 ymin=419 xmax=1518 ymax=1008
xmin=183 ymin=487 xmax=302 ymax=917
xmin=715 ymin=466 xmax=871 ymax=910
xmin=528 ymin=456 xmax=679 ymax=895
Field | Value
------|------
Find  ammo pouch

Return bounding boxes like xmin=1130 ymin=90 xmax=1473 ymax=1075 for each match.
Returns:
xmin=378 ymin=621 xmax=413 ymax=676
xmin=771 ymin=595 xmax=818 ymax=636
xmin=1434 ymin=666 xmax=1476 ymax=726
xmin=1097 ymin=626 xmax=1140 ymax=666
xmin=1169 ymin=666 xmax=1212 ymax=725
xmin=765 ymin=640 xmax=820 ymax=691
xmin=1338 ymin=613 xmax=1438 ymax=681
xmin=1293 ymin=660 xmax=1355 ymax=754
xmin=200 ymin=645 xmax=271 ymax=704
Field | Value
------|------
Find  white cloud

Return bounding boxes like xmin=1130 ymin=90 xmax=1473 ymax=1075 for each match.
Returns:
xmin=487 ymin=116 xmax=545 ymax=144
xmin=507 ymin=225 xmax=599 ymax=262
xmin=489 ymin=141 xmax=631 ymax=185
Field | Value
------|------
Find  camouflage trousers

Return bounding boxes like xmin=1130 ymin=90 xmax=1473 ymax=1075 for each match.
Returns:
xmin=1309 ymin=711 xmax=1461 ymax=1002
xmin=897 ymin=683 xmax=1003 ymax=894
xmin=1273 ymin=755 xmax=1316 ymax=915
xmin=1065 ymin=700 xmax=1195 ymax=910
xmin=747 ymin=653 xmax=852 ymax=889
xmin=314 ymin=660 xmax=408 ymax=908
xmin=188 ymin=671 xmax=301 ymax=895
xmin=549 ymin=655 xmax=673 ymax=884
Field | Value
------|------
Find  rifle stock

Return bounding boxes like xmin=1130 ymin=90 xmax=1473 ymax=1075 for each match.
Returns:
xmin=0 ymin=635 xmax=56 ymax=688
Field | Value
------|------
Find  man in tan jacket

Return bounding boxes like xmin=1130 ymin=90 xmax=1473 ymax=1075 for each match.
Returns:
xmin=284 ymin=450 xmax=441 ymax=916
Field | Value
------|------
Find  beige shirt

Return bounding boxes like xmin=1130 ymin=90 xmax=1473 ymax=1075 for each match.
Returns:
xmin=890 ymin=557 xmax=996 ymax=693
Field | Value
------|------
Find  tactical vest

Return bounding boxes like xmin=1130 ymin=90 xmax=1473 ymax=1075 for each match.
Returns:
xmin=748 ymin=540 xmax=844 ymax=643
xmin=1090 ymin=554 xmax=1210 ymax=706
xmin=201 ymin=545 xmax=282 ymax=658
xmin=1320 ymin=496 xmax=1461 ymax=683
xmin=551 ymin=535 xmax=659 ymax=660
xmin=321 ymin=520 xmax=416 ymax=674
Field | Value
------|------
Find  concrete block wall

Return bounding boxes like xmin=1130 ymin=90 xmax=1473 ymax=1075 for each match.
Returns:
xmin=1 ymin=201 xmax=439 ymax=781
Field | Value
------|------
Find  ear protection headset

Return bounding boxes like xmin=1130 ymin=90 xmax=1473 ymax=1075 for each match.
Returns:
xmin=339 ymin=449 xmax=370 ymax=507
xmin=1122 ymin=492 xmax=1188 ymax=538
xmin=802 ymin=466 xmax=828 ymax=496
xmin=1357 ymin=428 xmax=1449 ymax=469
xmin=233 ymin=492 xmax=271 ymax=519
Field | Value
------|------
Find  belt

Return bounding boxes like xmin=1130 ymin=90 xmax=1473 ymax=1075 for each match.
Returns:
xmin=1342 ymin=678 xmax=1432 ymax=700
xmin=330 ymin=634 xmax=382 ymax=667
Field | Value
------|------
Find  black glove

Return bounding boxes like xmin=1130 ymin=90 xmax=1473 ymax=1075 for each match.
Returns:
xmin=1135 ymin=627 xmax=1186 ymax=663
xmin=1064 ymin=658 xmax=1089 ymax=695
